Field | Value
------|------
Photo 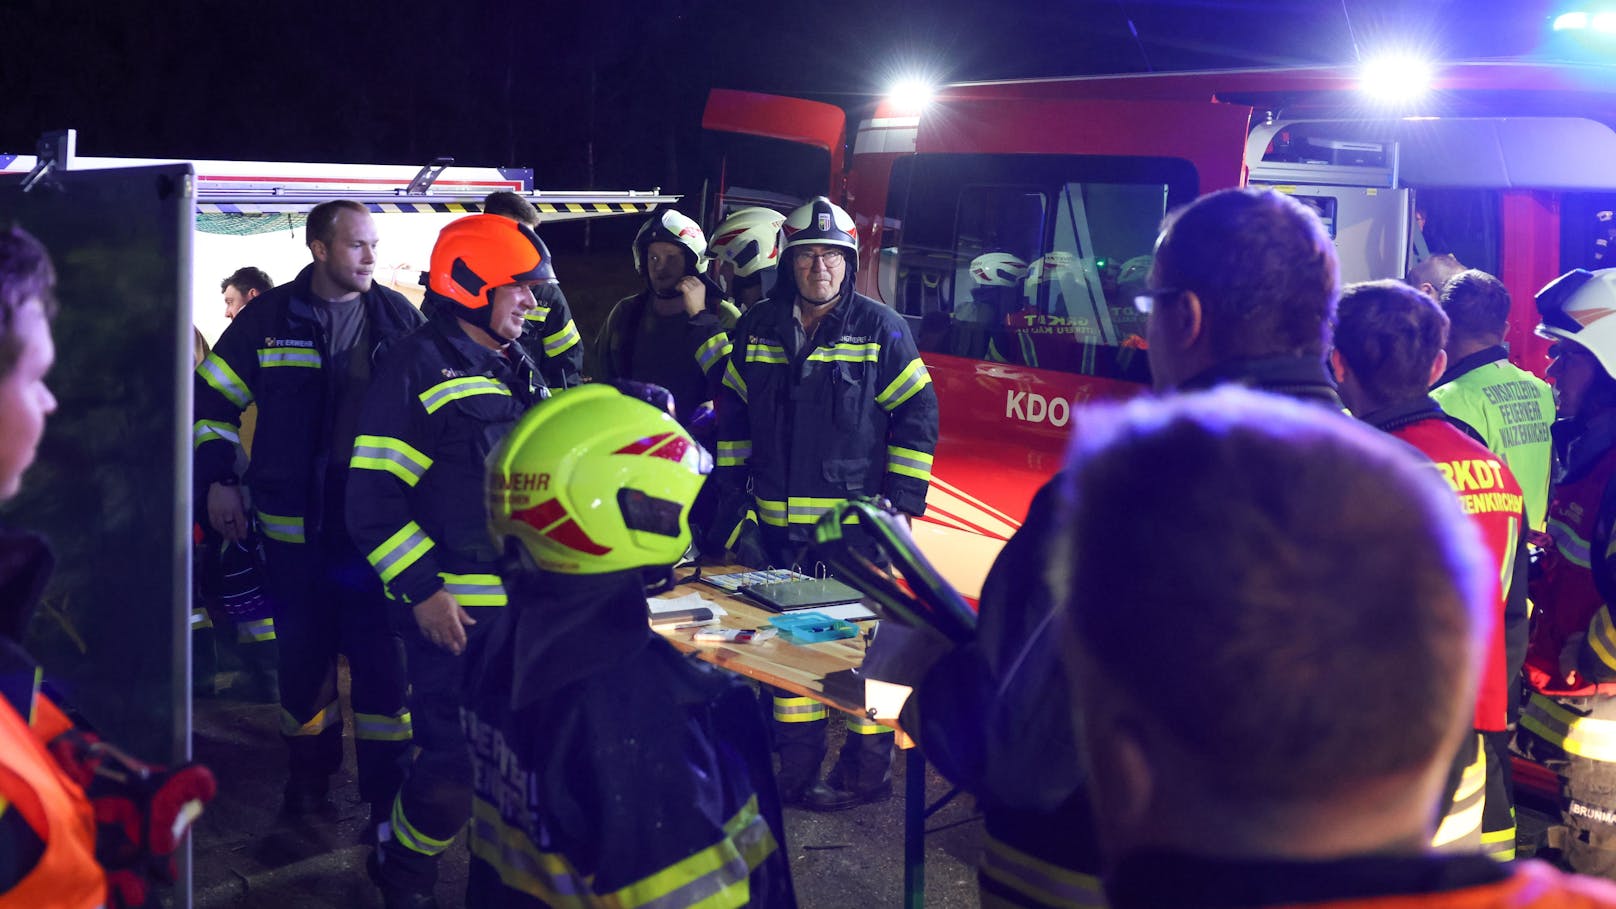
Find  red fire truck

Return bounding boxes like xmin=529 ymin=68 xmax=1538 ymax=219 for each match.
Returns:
xmin=701 ymin=60 xmax=1616 ymax=602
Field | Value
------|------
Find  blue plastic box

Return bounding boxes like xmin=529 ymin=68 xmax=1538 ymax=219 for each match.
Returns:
xmin=768 ymin=611 xmax=859 ymax=644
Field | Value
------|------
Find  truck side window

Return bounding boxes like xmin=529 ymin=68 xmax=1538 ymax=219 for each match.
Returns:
xmin=892 ymin=153 xmax=1187 ymax=382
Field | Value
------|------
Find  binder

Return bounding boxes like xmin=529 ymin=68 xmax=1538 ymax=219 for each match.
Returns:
xmin=739 ymin=577 xmax=865 ymax=613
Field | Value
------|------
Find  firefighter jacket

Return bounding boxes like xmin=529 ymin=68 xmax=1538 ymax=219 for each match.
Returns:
xmin=909 ymin=478 xmax=1103 ymax=909
xmin=347 ymin=314 xmax=544 ymax=608
xmin=194 ymin=264 xmax=424 ymax=543
xmin=1524 ymin=413 xmax=1616 ymax=708
xmin=1432 ymin=346 xmax=1555 ymax=531
xmin=1107 ymin=852 xmax=1616 ymax=909
xmin=519 ymin=283 xmax=583 ymax=391
xmin=715 ymin=291 xmax=939 ymax=542
xmin=462 ymin=570 xmax=796 ymax=908
xmin=594 ymin=278 xmax=740 ymax=425
xmin=0 ymin=531 xmax=103 ymax=908
xmin=1362 ymin=397 xmax=1526 ymax=733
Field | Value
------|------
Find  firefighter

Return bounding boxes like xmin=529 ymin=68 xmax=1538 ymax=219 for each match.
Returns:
xmin=1331 ymin=280 xmax=1528 ymax=859
xmin=1060 ymin=388 xmax=1616 ymax=909
xmin=2 ymin=226 xmax=215 ymax=909
xmin=888 ymin=187 xmax=1345 ymax=905
xmin=706 ymin=206 xmax=785 ymax=312
xmin=1431 ymin=269 xmax=1554 ymax=531
xmin=465 ymin=382 xmax=796 ymax=907
xmin=1516 ymin=268 xmax=1616 ymax=878
xmin=594 ymin=209 xmax=739 ymax=436
xmin=714 ymin=196 xmax=939 ymax=810
xmin=348 ymin=214 xmax=549 ymax=908
xmin=194 ymin=200 xmax=415 ymax=825
xmin=480 ymin=191 xmax=583 ymax=390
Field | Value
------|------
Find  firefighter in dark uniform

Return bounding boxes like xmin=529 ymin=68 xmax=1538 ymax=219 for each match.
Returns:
xmin=194 ymin=200 xmax=415 ymax=824
xmin=1331 ymin=280 xmax=1529 ymax=859
xmin=886 ymin=188 xmax=1345 ymax=905
xmin=1516 ymin=268 xmax=1616 ymax=878
xmin=465 ymin=382 xmax=796 ymax=908
xmin=480 ymin=191 xmax=583 ymax=390
xmin=714 ymin=196 xmax=939 ymax=810
xmin=594 ymin=209 xmax=739 ymax=434
xmin=348 ymin=214 xmax=550 ymax=908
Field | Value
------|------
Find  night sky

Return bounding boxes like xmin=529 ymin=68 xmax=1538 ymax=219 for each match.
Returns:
xmin=1 ymin=0 xmax=1562 ymax=232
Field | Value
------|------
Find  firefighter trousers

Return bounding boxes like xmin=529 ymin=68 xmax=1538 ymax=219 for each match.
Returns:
xmin=770 ymin=688 xmax=893 ymax=796
xmin=1516 ymin=693 xmax=1616 ymax=878
xmin=262 ymin=535 xmax=409 ymax=808
xmin=757 ymin=525 xmax=895 ymax=796
xmin=376 ymin=609 xmax=490 ymax=891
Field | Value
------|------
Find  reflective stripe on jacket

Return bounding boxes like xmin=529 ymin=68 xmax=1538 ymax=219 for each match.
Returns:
xmin=1526 ymin=415 xmax=1616 ymax=700
xmin=715 ymin=291 xmax=939 ymax=542
xmin=347 ymin=315 xmax=542 ymax=605
xmin=193 ymin=263 xmax=423 ymax=538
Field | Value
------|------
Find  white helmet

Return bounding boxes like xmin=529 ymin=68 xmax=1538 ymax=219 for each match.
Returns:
xmin=1538 ymin=267 xmax=1616 ymax=380
xmin=782 ymin=197 xmax=858 ymax=255
xmin=708 ymin=207 xmax=786 ymax=278
xmin=633 ymin=209 xmax=708 ymax=276
xmin=969 ymin=252 xmax=1029 ymax=287
xmin=1026 ymin=251 xmax=1078 ymax=287
xmin=1117 ymin=255 xmax=1154 ymax=287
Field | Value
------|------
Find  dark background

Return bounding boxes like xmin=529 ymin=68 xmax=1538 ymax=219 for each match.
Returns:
xmin=1 ymin=1 xmax=1565 ymax=219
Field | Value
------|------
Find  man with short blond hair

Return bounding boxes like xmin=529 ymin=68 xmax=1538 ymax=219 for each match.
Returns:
xmin=194 ymin=199 xmax=417 ymax=829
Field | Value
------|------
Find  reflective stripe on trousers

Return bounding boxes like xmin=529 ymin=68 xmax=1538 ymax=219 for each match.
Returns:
xmin=1521 ymin=692 xmax=1616 ymax=762
xmin=469 ymin=794 xmax=776 ymax=908
xmin=236 ymin=617 xmax=275 ymax=643
xmin=355 ymin=709 xmax=413 ymax=743
xmin=979 ymin=831 xmax=1106 ymax=909
xmin=392 ymin=793 xmax=457 ymax=857
xmin=772 ymin=696 xmax=826 ymax=724
xmin=281 ymin=700 xmax=340 ymax=737
xmin=1433 ymin=733 xmax=1486 ymax=850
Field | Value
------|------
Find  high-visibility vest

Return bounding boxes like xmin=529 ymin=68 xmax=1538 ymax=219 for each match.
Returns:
xmin=0 ymin=696 xmax=104 ymax=908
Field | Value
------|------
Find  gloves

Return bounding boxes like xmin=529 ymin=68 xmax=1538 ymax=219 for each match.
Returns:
xmin=48 ymin=728 xmax=217 ymax=908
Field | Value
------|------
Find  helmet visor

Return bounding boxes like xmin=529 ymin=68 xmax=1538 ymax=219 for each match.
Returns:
xmin=618 ymin=488 xmax=688 ymax=538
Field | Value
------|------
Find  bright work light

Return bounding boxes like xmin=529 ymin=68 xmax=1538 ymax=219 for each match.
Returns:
xmin=1360 ymin=55 xmax=1434 ymax=103
xmin=887 ymin=78 xmax=936 ymax=114
xmin=1555 ymin=11 xmax=1591 ymax=29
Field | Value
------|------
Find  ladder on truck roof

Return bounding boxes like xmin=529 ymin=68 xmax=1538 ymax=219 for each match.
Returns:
xmin=1 ymin=132 xmax=677 ymax=221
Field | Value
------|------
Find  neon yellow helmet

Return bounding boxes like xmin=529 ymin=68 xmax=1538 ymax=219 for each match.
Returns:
xmin=488 ymin=384 xmax=711 ymax=575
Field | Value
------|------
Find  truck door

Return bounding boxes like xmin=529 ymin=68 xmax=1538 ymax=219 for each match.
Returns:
xmin=700 ymin=89 xmax=847 ymax=224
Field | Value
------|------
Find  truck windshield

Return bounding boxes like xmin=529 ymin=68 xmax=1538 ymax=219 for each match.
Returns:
xmin=885 ymin=153 xmax=1193 ymax=381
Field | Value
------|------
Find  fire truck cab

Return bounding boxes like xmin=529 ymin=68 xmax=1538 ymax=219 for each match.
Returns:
xmin=702 ymin=61 xmax=1616 ymax=598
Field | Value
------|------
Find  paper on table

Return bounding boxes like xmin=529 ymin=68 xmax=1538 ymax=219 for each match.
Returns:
xmin=802 ymin=602 xmax=876 ymax=622
xmin=648 ymin=592 xmax=729 ymax=618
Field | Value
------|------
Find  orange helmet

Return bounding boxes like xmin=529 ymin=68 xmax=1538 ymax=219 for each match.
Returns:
xmin=426 ymin=214 xmax=555 ymax=314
